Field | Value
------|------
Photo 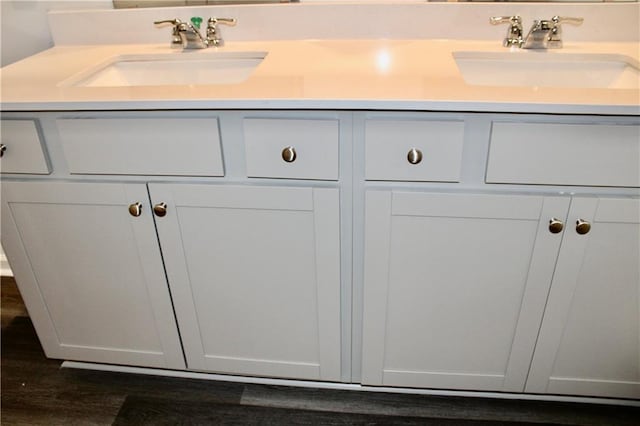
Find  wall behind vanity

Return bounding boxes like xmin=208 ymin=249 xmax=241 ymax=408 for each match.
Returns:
xmin=0 ymin=1 xmax=112 ymax=67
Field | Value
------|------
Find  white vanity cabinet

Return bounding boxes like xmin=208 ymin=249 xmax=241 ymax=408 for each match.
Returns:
xmin=149 ymin=183 xmax=342 ymax=381
xmin=1 ymin=109 xmax=638 ymax=401
xmin=1 ymin=111 xmax=344 ymax=382
xmin=0 ymin=181 xmax=185 ymax=369
xmin=358 ymin=113 xmax=639 ymax=399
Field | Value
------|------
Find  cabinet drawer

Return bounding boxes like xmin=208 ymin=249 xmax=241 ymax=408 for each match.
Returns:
xmin=0 ymin=120 xmax=50 ymax=174
xmin=244 ymin=119 xmax=339 ymax=180
xmin=365 ymin=120 xmax=464 ymax=182
xmin=57 ymin=118 xmax=223 ymax=176
xmin=486 ymin=122 xmax=640 ymax=187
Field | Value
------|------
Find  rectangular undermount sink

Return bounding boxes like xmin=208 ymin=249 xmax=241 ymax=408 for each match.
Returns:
xmin=453 ymin=51 xmax=640 ymax=89
xmin=60 ymin=52 xmax=267 ymax=87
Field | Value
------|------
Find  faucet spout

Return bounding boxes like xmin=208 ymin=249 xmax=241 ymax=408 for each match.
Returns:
xmin=176 ymin=22 xmax=209 ymax=49
xmin=522 ymin=19 xmax=554 ymax=49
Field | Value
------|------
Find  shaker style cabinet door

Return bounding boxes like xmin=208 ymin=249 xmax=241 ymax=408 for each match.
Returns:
xmin=361 ymin=191 xmax=570 ymax=392
xmin=526 ymin=197 xmax=640 ymax=399
xmin=149 ymin=183 xmax=341 ymax=381
xmin=0 ymin=181 xmax=185 ymax=369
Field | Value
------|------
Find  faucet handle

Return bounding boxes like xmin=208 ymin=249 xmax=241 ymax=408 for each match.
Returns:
xmin=490 ymin=16 xmax=521 ymax=25
xmin=154 ymin=18 xmax=184 ymax=45
xmin=552 ymin=16 xmax=584 ymax=26
xmin=209 ymin=17 xmax=237 ymax=26
xmin=490 ymin=16 xmax=524 ymax=48
xmin=548 ymin=16 xmax=584 ymax=48
xmin=206 ymin=17 xmax=237 ymax=47
xmin=154 ymin=18 xmax=182 ymax=25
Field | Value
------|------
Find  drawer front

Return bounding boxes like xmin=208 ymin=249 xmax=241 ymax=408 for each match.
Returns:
xmin=244 ymin=119 xmax=339 ymax=180
xmin=57 ymin=118 xmax=223 ymax=176
xmin=365 ymin=120 xmax=464 ymax=182
xmin=0 ymin=120 xmax=50 ymax=174
xmin=486 ymin=122 xmax=640 ymax=187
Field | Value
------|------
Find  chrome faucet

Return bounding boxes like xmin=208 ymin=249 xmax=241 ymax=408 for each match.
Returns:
xmin=490 ymin=15 xmax=583 ymax=49
xmin=154 ymin=17 xmax=237 ymax=49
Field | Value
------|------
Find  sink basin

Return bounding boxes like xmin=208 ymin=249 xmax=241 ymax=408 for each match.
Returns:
xmin=453 ymin=52 xmax=640 ymax=89
xmin=61 ymin=52 xmax=267 ymax=87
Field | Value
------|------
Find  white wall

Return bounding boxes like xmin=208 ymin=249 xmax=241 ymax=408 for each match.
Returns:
xmin=1 ymin=0 xmax=112 ymax=67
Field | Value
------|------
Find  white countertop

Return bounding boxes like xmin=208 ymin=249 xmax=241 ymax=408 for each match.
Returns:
xmin=1 ymin=39 xmax=639 ymax=115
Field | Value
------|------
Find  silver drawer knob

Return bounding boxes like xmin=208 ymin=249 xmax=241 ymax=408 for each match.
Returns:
xmin=153 ymin=202 xmax=168 ymax=217
xmin=576 ymin=219 xmax=591 ymax=235
xmin=548 ymin=218 xmax=564 ymax=234
xmin=407 ymin=148 xmax=422 ymax=165
xmin=282 ymin=146 xmax=297 ymax=163
xmin=128 ymin=202 xmax=143 ymax=217
xmin=0 ymin=144 xmax=6 ymax=158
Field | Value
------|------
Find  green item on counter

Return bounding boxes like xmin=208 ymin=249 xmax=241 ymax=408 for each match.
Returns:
xmin=190 ymin=16 xmax=203 ymax=29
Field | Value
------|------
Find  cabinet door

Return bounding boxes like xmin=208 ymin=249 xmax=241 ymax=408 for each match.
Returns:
xmin=0 ymin=181 xmax=185 ymax=369
xmin=149 ymin=184 xmax=341 ymax=381
xmin=527 ymin=197 xmax=640 ymax=399
xmin=362 ymin=191 xmax=569 ymax=392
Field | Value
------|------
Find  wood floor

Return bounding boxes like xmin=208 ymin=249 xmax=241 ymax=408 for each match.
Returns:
xmin=2 ymin=275 xmax=639 ymax=425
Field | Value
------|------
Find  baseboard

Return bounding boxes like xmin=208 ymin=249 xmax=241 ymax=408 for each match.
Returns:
xmin=61 ymin=361 xmax=640 ymax=407
xmin=0 ymin=252 xmax=13 ymax=277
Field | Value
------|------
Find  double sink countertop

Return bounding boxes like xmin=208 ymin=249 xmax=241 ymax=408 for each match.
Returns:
xmin=1 ymin=39 xmax=639 ymax=115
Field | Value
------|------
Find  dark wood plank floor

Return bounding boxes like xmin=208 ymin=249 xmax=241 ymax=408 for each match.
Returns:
xmin=2 ymin=275 xmax=639 ymax=425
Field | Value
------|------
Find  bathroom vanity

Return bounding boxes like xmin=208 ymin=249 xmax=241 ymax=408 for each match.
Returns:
xmin=1 ymin=3 xmax=639 ymax=402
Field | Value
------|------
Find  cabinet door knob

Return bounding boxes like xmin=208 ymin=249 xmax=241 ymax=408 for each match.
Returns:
xmin=0 ymin=144 xmax=6 ymax=158
xmin=282 ymin=146 xmax=297 ymax=163
xmin=576 ymin=219 xmax=591 ymax=235
xmin=407 ymin=148 xmax=422 ymax=165
xmin=128 ymin=202 xmax=143 ymax=217
xmin=153 ymin=202 xmax=168 ymax=217
xmin=548 ymin=218 xmax=564 ymax=234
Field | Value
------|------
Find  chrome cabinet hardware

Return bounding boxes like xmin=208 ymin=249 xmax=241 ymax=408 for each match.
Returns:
xmin=576 ymin=219 xmax=591 ymax=235
xmin=490 ymin=16 xmax=524 ymax=48
xmin=548 ymin=218 xmax=564 ymax=234
xmin=282 ymin=146 xmax=297 ymax=163
xmin=128 ymin=202 xmax=143 ymax=217
xmin=154 ymin=16 xmax=236 ymax=49
xmin=0 ymin=144 xmax=6 ymax=158
xmin=407 ymin=148 xmax=423 ymax=165
xmin=153 ymin=202 xmax=168 ymax=217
